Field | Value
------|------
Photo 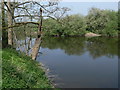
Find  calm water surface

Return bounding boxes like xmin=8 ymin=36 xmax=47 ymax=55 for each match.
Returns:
xmin=36 ymin=37 xmax=118 ymax=88
xmin=15 ymin=36 xmax=118 ymax=88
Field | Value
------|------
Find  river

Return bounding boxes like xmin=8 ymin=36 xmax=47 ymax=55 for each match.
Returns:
xmin=14 ymin=36 xmax=118 ymax=88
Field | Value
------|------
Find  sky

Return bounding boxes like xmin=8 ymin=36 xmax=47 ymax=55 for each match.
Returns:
xmin=7 ymin=0 xmax=120 ymax=2
xmin=7 ymin=0 xmax=119 ymax=17
xmin=60 ymin=0 xmax=119 ymax=2
xmin=58 ymin=2 xmax=118 ymax=16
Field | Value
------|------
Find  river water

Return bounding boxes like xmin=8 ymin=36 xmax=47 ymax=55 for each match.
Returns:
xmin=15 ymin=36 xmax=118 ymax=88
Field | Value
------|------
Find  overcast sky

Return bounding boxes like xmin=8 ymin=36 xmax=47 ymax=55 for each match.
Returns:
xmin=58 ymin=2 xmax=118 ymax=16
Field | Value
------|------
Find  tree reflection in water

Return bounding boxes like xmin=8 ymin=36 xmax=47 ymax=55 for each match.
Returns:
xmin=13 ymin=33 xmax=118 ymax=60
xmin=41 ymin=37 xmax=118 ymax=59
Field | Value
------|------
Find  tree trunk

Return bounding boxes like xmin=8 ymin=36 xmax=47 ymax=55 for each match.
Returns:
xmin=2 ymin=0 xmax=8 ymax=48
xmin=31 ymin=37 xmax=41 ymax=60
xmin=37 ymin=8 xmax=43 ymax=38
xmin=31 ymin=8 xmax=43 ymax=60
xmin=7 ymin=0 xmax=13 ymax=46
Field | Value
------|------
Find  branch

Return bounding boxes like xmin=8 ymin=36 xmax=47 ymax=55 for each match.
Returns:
xmin=44 ymin=15 xmax=62 ymax=24
xmin=15 ymin=1 xmax=32 ymax=8
xmin=3 ymin=22 xmax=39 ymax=29
xmin=4 ymin=2 xmax=16 ymax=23
xmin=34 ymin=2 xmax=57 ymax=14
xmin=14 ymin=15 xmax=40 ymax=18
xmin=4 ymin=2 xmax=12 ymax=16
xmin=44 ymin=15 xmax=57 ymax=20
xmin=42 ymin=2 xmax=58 ymax=7
xmin=15 ymin=22 xmax=39 ymax=25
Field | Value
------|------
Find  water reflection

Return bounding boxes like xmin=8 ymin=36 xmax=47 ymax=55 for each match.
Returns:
xmin=41 ymin=37 xmax=86 ymax=56
xmin=14 ymin=30 xmax=118 ymax=60
xmin=41 ymin=37 xmax=118 ymax=59
xmin=86 ymin=37 xmax=118 ymax=59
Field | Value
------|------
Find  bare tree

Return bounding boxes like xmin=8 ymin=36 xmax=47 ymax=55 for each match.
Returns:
xmin=3 ymin=1 xmax=70 ymax=59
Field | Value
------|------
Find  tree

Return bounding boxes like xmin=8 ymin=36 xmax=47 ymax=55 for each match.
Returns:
xmin=2 ymin=0 xmax=8 ymax=48
xmin=86 ymin=8 xmax=108 ymax=32
xmin=7 ymin=0 xmax=13 ymax=45
xmin=42 ymin=14 xmax=85 ymax=36
xmin=2 ymin=1 xmax=69 ymax=59
xmin=1 ymin=1 xmax=69 ymax=50
xmin=85 ymin=7 xmax=118 ymax=36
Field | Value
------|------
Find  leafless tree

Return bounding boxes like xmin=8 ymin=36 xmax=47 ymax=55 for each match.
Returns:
xmin=2 ymin=1 xmax=70 ymax=59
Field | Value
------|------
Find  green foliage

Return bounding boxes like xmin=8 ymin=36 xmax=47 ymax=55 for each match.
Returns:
xmin=42 ymin=8 xmax=118 ymax=37
xmin=85 ymin=8 xmax=118 ymax=37
xmin=2 ymin=48 xmax=52 ymax=88
xmin=43 ymin=14 xmax=86 ymax=36
xmin=2 ymin=7 xmax=117 ymax=38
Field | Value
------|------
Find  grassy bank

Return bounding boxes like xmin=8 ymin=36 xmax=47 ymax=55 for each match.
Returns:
xmin=2 ymin=48 xmax=52 ymax=88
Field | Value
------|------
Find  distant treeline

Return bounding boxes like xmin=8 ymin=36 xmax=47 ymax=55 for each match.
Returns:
xmin=42 ymin=8 xmax=119 ymax=37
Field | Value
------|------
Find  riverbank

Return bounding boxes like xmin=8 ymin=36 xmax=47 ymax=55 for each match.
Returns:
xmin=2 ymin=48 xmax=52 ymax=88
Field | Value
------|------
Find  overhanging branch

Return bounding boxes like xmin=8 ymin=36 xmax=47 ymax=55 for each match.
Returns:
xmin=15 ymin=1 xmax=32 ymax=8
xmin=3 ymin=22 xmax=39 ymax=29
xmin=14 ymin=15 xmax=40 ymax=18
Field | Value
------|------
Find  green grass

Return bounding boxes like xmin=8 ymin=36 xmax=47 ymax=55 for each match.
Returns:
xmin=2 ymin=48 xmax=52 ymax=88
